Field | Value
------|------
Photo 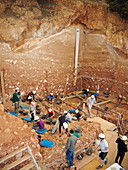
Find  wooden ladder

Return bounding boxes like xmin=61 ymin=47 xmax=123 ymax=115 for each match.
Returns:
xmin=0 ymin=145 xmax=39 ymax=170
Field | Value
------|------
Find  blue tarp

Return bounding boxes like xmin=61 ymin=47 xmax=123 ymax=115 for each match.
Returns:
xmin=9 ymin=112 xmax=18 ymax=116
xmin=40 ymin=140 xmax=55 ymax=148
xmin=78 ymin=108 xmax=83 ymax=111
xmin=20 ymin=105 xmax=29 ymax=109
xmin=69 ymin=110 xmax=76 ymax=113
xmin=22 ymin=117 xmax=31 ymax=122
xmin=35 ymin=128 xmax=48 ymax=134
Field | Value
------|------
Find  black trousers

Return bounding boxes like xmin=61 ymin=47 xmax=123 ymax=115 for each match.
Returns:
xmin=30 ymin=112 xmax=34 ymax=122
xmin=115 ymin=152 xmax=125 ymax=166
xmin=59 ymin=124 xmax=68 ymax=134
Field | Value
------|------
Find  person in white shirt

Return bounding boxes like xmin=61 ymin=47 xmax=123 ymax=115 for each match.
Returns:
xmin=64 ymin=111 xmax=72 ymax=122
xmin=87 ymin=95 xmax=96 ymax=116
xmin=96 ymin=133 xmax=108 ymax=169
xmin=29 ymin=96 xmax=36 ymax=121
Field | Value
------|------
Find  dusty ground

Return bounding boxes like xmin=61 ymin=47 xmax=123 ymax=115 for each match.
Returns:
xmin=1 ymin=90 xmax=127 ymax=169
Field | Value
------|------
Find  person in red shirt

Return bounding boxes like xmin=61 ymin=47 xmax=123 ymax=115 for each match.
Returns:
xmin=47 ymin=108 xmax=55 ymax=118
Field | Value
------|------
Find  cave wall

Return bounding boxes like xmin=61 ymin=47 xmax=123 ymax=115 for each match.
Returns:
xmin=0 ymin=0 xmax=128 ymax=101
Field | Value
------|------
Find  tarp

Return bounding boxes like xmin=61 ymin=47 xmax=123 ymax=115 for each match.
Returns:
xmin=9 ymin=112 xmax=18 ymax=116
xmin=40 ymin=140 xmax=55 ymax=148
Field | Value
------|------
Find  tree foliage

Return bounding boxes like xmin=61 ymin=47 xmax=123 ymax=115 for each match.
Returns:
xmin=106 ymin=0 xmax=128 ymax=20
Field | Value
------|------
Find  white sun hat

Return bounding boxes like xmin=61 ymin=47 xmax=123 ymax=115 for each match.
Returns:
xmin=33 ymin=91 xmax=36 ymax=94
xmin=99 ymin=133 xmax=105 ymax=139
xmin=75 ymin=109 xmax=79 ymax=113
xmin=91 ymin=95 xmax=95 ymax=99
xmin=122 ymin=136 xmax=127 ymax=141
xmin=49 ymin=108 xmax=52 ymax=112
xmin=64 ymin=110 xmax=68 ymax=114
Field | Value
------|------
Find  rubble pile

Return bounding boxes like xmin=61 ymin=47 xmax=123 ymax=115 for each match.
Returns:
xmin=0 ymin=111 xmax=42 ymax=169
xmin=40 ymin=119 xmax=101 ymax=169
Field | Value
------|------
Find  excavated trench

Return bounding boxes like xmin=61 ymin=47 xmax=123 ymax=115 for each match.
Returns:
xmin=0 ymin=0 xmax=128 ymax=169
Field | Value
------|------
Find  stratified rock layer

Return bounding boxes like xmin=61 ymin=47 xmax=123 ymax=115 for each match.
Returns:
xmin=0 ymin=0 xmax=128 ymax=102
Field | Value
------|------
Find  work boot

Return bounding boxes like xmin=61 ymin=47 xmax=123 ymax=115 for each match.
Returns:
xmin=105 ymin=158 xmax=108 ymax=165
xmin=96 ymin=165 xmax=103 ymax=169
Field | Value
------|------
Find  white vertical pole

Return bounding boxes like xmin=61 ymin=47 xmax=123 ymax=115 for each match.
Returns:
xmin=74 ymin=29 xmax=80 ymax=86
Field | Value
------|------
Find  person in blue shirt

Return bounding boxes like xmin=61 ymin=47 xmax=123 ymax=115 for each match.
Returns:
xmin=47 ymin=93 xmax=55 ymax=103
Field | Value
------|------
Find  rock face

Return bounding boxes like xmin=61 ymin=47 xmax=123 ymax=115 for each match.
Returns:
xmin=0 ymin=111 xmax=41 ymax=169
xmin=0 ymin=0 xmax=128 ymax=101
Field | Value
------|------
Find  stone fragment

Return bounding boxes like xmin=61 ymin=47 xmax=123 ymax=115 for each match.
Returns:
xmin=4 ymin=128 xmax=11 ymax=133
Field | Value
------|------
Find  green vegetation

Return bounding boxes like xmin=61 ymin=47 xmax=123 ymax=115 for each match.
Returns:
xmin=106 ymin=0 xmax=128 ymax=19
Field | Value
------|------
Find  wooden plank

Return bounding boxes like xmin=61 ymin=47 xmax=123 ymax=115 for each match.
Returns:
xmin=1 ymin=71 xmax=5 ymax=104
xmin=75 ymin=154 xmax=96 ymax=169
xmin=0 ymin=146 xmax=27 ymax=163
xmin=61 ymin=95 xmax=76 ymax=101
xmin=94 ymin=100 xmax=111 ymax=106
xmin=2 ymin=154 xmax=31 ymax=170
xmin=20 ymin=161 xmax=35 ymax=170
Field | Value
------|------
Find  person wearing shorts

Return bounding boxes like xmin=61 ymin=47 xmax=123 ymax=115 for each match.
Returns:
xmin=96 ymin=133 xmax=108 ymax=169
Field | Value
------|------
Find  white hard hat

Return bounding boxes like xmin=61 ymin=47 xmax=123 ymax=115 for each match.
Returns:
xmin=50 ymin=93 xmax=53 ymax=96
xmin=28 ymin=96 xmax=32 ymax=100
xmin=35 ymin=116 xmax=39 ymax=120
xmin=15 ymin=87 xmax=19 ymax=91
xmin=33 ymin=91 xmax=36 ymax=94
xmin=87 ymin=89 xmax=89 ymax=92
xmin=99 ymin=133 xmax=105 ymax=139
xmin=49 ymin=108 xmax=52 ymax=112
xmin=76 ymin=109 xmax=79 ymax=113
xmin=91 ymin=95 xmax=95 ymax=99
xmin=64 ymin=110 xmax=68 ymax=114
xmin=97 ymin=91 xmax=99 ymax=93
xmin=122 ymin=136 xmax=127 ymax=141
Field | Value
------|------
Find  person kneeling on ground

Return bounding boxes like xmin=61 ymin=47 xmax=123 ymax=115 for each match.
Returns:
xmin=65 ymin=130 xmax=77 ymax=169
xmin=34 ymin=118 xmax=45 ymax=130
xmin=47 ymin=93 xmax=55 ymax=103
xmin=75 ymin=109 xmax=82 ymax=121
xmin=96 ymin=133 xmax=108 ymax=169
xmin=47 ymin=108 xmax=55 ymax=118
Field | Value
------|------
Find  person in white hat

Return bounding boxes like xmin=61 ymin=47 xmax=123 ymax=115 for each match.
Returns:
xmin=47 ymin=93 xmax=55 ymax=104
xmin=96 ymin=133 xmax=108 ymax=169
xmin=12 ymin=87 xmax=20 ymax=114
xmin=115 ymin=135 xmax=127 ymax=166
xmin=87 ymin=95 xmax=96 ymax=116
xmin=27 ymin=90 xmax=39 ymax=101
xmin=58 ymin=113 xmax=68 ymax=137
xmin=47 ymin=108 xmax=55 ymax=118
xmin=75 ymin=109 xmax=82 ymax=121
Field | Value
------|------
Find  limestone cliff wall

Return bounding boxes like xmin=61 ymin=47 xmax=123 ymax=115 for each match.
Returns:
xmin=0 ymin=0 xmax=128 ymax=101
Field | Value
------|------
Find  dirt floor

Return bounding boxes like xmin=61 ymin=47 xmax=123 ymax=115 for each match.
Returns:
xmin=2 ymin=89 xmax=127 ymax=169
